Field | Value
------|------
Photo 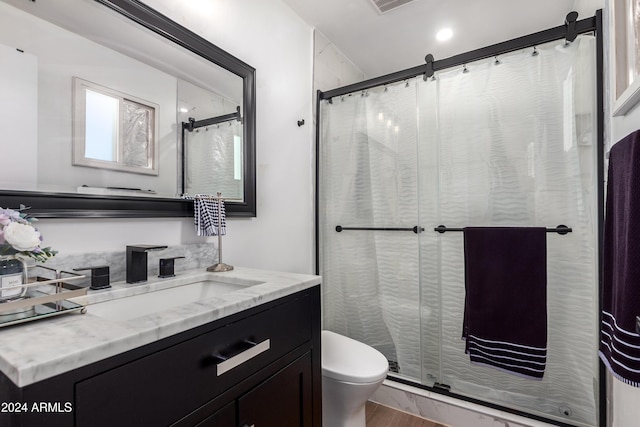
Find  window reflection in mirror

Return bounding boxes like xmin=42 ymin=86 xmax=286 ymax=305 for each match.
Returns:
xmin=73 ymin=77 xmax=159 ymax=175
xmin=85 ymin=90 xmax=118 ymax=162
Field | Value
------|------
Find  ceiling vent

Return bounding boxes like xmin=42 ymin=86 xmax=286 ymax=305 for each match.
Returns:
xmin=369 ymin=0 xmax=415 ymax=14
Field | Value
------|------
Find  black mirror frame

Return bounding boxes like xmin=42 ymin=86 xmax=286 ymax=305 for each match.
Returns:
xmin=0 ymin=0 xmax=256 ymax=218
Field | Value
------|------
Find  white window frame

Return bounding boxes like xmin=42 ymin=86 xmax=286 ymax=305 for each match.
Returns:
xmin=72 ymin=77 xmax=159 ymax=175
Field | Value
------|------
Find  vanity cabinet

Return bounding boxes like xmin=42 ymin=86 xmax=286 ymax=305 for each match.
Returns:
xmin=193 ymin=352 xmax=313 ymax=427
xmin=0 ymin=286 xmax=321 ymax=427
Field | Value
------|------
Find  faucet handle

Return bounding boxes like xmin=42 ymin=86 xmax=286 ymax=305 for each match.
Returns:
xmin=126 ymin=245 xmax=168 ymax=252
xmin=73 ymin=265 xmax=111 ymax=290
xmin=158 ymin=257 xmax=185 ymax=278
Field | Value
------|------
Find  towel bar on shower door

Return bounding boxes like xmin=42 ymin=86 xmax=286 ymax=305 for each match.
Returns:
xmin=433 ymin=225 xmax=572 ymax=235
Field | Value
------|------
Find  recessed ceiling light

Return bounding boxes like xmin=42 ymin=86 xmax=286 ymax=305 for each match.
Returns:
xmin=179 ymin=107 xmax=189 ymax=113
xmin=436 ymin=28 xmax=453 ymax=42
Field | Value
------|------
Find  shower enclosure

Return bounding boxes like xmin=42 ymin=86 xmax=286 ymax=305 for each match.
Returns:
xmin=181 ymin=110 xmax=243 ymax=199
xmin=317 ymin=14 xmax=603 ymax=427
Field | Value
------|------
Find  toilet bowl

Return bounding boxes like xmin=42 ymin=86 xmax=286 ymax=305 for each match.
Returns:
xmin=322 ymin=330 xmax=389 ymax=427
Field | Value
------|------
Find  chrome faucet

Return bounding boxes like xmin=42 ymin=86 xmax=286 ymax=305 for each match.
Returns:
xmin=126 ymin=245 xmax=167 ymax=283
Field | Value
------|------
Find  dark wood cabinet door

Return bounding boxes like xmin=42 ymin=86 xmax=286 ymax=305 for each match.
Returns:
xmin=195 ymin=401 xmax=236 ymax=427
xmin=238 ymin=352 xmax=313 ymax=427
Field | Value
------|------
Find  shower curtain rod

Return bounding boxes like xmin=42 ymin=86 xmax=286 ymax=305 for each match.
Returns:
xmin=182 ymin=106 xmax=241 ymax=132
xmin=318 ymin=12 xmax=597 ymax=101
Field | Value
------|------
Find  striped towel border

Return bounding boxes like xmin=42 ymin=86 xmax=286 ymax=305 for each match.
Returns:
xmin=466 ymin=335 xmax=547 ymax=380
xmin=600 ymin=311 xmax=640 ymax=387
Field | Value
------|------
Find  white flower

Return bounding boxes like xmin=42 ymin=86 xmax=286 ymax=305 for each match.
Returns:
xmin=3 ymin=222 xmax=41 ymax=252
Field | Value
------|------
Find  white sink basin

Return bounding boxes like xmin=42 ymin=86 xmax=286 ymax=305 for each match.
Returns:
xmin=87 ymin=279 xmax=256 ymax=321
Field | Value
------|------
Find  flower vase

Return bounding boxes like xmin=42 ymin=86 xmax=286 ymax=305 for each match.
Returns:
xmin=0 ymin=255 xmax=34 ymax=322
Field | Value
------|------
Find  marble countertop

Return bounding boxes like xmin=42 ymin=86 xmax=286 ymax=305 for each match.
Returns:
xmin=0 ymin=267 xmax=321 ymax=388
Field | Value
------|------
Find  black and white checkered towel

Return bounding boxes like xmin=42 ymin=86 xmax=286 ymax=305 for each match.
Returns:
xmin=193 ymin=194 xmax=226 ymax=236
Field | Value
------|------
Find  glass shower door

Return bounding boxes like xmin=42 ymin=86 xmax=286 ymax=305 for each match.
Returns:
xmin=417 ymin=35 xmax=599 ymax=426
xmin=319 ymin=80 xmax=430 ymax=381
xmin=319 ymin=32 xmax=599 ymax=427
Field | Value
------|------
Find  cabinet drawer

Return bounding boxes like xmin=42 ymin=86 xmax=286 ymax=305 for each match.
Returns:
xmin=75 ymin=293 xmax=313 ymax=427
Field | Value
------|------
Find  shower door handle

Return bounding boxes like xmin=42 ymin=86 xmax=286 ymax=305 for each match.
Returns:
xmin=335 ymin=225 xmax=424 ymax=234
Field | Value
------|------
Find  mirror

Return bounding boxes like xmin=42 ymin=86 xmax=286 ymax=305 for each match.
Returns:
xmin=0 ymin=0 xmax=256 ymax=217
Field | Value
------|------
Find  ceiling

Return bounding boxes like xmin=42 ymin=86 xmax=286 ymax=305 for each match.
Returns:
xmin=282 ymin=0 xmax=593 ymax=78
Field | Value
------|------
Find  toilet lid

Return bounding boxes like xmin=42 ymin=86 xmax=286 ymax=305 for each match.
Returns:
xmin=322 ymin=330 xmax=389 ymax=383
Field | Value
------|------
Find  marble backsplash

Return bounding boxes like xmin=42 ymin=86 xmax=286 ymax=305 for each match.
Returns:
xmin=36 ymin=243 xmax=217 ymax=287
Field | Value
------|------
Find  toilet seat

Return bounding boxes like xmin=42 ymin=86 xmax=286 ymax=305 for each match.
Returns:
xmin=322 ymin=330 xmax=389 ymax=383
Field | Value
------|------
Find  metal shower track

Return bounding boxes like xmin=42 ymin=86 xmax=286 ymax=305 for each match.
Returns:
xmin=317 ymin=12 xmax=598 ymax=101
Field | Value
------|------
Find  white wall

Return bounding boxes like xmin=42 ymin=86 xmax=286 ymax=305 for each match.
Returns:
xmin=313 ymin=30 xmax=367 ymax=92
xmin=0 ymin=43 xmax=37 ymax=191
xmin=36 ymin=0 xmax=316 ymax=275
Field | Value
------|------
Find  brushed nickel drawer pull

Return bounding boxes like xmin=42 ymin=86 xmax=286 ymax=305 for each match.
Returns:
xmin=216 ymin=339 xmax=270 ymax=376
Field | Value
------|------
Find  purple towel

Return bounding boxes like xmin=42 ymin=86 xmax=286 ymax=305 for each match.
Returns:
xmin=463 ymin=227 xmax=547 ymax=380
xmin=600 ymin=130 xmax=640 ymax=387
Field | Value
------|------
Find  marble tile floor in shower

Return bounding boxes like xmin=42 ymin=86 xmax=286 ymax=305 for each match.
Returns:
xmin=366 ymin=401 xmax=449 ymax=427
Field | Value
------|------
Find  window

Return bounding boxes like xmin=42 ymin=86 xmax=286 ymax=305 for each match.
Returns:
xmin=72 ymin=77 xmax=159 ymax=175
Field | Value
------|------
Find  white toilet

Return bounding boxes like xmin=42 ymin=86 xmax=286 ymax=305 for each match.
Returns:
xmin=321 ymin=330 xmax=389 ymax=427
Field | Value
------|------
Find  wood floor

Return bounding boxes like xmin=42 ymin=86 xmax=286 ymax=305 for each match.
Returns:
xmin=365 ymin=401 xmax=449 ymax=427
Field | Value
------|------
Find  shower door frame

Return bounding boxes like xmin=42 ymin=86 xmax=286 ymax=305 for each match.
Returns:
xmin=315 ymin=10 xmax=605 ymax=427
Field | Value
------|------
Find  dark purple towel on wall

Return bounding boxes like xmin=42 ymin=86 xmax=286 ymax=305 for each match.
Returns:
xmin=463 ymin=227 xmax=547 ymax=380
xmin=600 ymin=130 xmax=640 ymax=387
